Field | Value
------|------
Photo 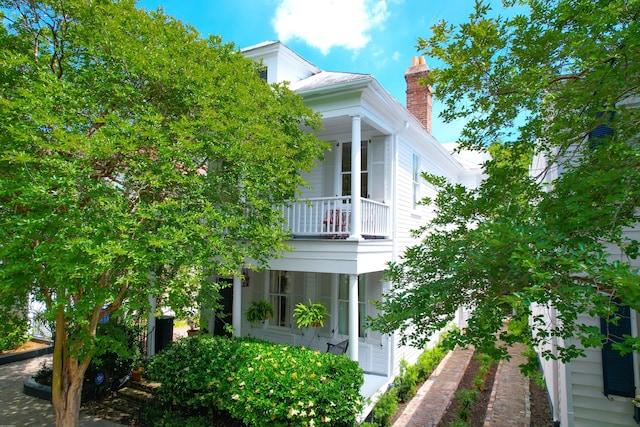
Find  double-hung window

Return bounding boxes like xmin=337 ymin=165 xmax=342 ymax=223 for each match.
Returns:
xmin=341 ymin=141 xmax=369 ymax=197
xmin=269 ymin=270 xmax=290 ymax=327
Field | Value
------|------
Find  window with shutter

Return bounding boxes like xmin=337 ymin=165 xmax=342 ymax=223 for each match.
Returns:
xmin=259 ymin=66 xmax=268 ymax=81
xmin=600 ymin=301 xmax=635 ymax=398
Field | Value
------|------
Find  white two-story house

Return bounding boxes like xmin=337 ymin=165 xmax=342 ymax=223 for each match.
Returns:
xmin=208 ymin=41 xmax=487 ymax=410
xmin=530 ymin=99 xmax=640 ymax=427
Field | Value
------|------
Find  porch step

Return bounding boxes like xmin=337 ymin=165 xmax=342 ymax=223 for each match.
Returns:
xmin=81 ymin=378 xmax=159 ymax=425
xmin=126 ymin=378 xmax=161 ymax=395
xmin=117 ymin=384 xmax=154 ymax=404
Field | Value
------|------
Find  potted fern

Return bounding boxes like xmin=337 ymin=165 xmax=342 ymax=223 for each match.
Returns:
xmin=245 ymin=299 xmax=274 ymax=324
xmin=293 ymin=300 xmax=329 ymax=328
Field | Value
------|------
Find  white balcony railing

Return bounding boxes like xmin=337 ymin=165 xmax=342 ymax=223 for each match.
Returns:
xmin=281 ymin=197 xmax=390 ymax=239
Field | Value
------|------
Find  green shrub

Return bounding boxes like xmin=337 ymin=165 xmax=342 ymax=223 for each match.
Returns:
xmin=146 ymin=335 xmax=364 ymax=426
xmin=522 ymin=345 xmax=545 ymax=386
xmin=0 ymin=299 xmax=29 ymax=352
xmin=371 ymin=390 xmax=398 ymax=427
xmin=138 ymin=401 xmax=213 ymax=427
xmin=454 ymin=388 xmax=479 ymax=421
xmin=415 ymin=345 xmax=446 ymax=380
xmin=472 ymin=353 xmax=495 ymax=391
xmin=506 ymin=315 xmax=530 ymax=339
xmin=473 ymin=375 xmax=484 ymax=390
xmin=392 ymin=359 xmax=419 ymax=403
xmin=474 ymin=352 xmax=493 ymax=368
xmin=455 ymin=388 xmax=479 ymax=408
xmin=0 ymin=320 xmax=28 ymax=351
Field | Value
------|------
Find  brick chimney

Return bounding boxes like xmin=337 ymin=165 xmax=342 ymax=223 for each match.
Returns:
xmin=405 ymin=56 xmax=432 ymax=134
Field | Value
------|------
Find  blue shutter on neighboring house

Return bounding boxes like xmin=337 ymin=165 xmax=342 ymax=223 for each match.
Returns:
xmin=600 ymin=302 xmax=635 ymax=398
xmin=259 ymin=66 xmax=268 ymax=81
xmin=588 ymin=111 xmax=615 ymax=150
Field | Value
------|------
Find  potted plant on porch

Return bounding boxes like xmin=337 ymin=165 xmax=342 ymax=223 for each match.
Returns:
xmin=293 ymin=300 xmax=329 ymax=328
xmin=186 ymin=309 xmax=201 ymax=336
xmin=245 ymin=299 xmax=274 ymax=324
xmin=633 ymin=395 xmax=640 ymax=423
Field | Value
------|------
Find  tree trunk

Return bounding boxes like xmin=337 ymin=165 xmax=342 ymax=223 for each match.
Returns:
xmin=54 ymin=368 xmax=84 ymax=427
xmin=51 ymin=309 xmax=91 ymax=427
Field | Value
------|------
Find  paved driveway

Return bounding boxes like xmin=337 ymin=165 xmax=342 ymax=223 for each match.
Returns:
xmin=0 ymin=354 xmax=121 ymax=427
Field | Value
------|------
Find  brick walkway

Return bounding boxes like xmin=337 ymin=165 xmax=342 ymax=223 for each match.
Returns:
xmin=393 ymin=346 xmax=474 ymax=427
xmin=392 ymin=342 xmax=532 ymax=427
xmin=484 ymin=342 xmax=530 ymax=427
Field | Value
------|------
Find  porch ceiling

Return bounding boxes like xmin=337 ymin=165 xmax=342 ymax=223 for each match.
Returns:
xmin=315 ymin=116 xmax=385 ymax=141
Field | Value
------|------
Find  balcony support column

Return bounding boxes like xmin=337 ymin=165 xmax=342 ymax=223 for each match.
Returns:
xmin=233 ymin=275 xmax=242 ymax=337
xmin=348 ymin=274 xmax=359 ymax=362
xmin=147 ymin=294 xmax=156 ymax=357
xmin=350 ymin=115 xmax=362 ymax=239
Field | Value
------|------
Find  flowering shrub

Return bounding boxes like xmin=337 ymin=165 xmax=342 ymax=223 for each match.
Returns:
xmin=146 ymin=335 xmax=364 ymax=426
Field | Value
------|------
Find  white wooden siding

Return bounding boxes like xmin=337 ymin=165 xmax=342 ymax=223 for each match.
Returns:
xmin=322 ymin=144 xmax=336 ymax=197
xmin=393 ymin=135 xmax=459 ymax=257
xmin=571 ymin=315 xmax=638 ymax=427
xmin=298 ymin=158 xmax=325 ymax=199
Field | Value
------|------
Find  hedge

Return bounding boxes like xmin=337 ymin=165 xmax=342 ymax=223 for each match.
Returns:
xmin=146 ymin=335 xmax=364 ymax=426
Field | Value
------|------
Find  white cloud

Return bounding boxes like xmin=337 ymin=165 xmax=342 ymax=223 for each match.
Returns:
xmin=272 ymin=0 xmax=390 ymax=54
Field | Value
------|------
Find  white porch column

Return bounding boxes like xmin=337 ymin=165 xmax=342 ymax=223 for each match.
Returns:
xmin=147 ymin=294 xmax=156 ymax=357
xmin=348 ymin=274 xmax=359 ymax=362
xmin=233 ymin=275 xmax=242 ymax=337
xmin=350 ymin=115 xmax=362 ymax=239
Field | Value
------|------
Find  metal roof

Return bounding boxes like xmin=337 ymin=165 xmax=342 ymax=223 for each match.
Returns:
xmin=289 ymin=71 xmax=372 ymax=92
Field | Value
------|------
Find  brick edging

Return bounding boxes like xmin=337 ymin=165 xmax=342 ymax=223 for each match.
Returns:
xmin=0 ymin=343 xmax=53 ymax=366
xmin=484 ymin=360 xmax=501 ymax=426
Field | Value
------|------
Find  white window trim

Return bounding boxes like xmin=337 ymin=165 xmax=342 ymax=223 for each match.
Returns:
xmin=412 ymin=153 xmax=421 ymax=210
xmin=338 ymin=140 xmax=371 ymax=198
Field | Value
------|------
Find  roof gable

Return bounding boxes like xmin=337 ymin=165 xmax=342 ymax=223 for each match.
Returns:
xmin=241 ymin=41 xmax=320 ymax=85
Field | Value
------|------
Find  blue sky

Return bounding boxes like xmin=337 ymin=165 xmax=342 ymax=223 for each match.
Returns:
xmin=136 ymin=0 xmax=514 ymax=143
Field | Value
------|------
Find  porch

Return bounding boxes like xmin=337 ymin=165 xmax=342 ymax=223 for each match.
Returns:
xmin=281 ymin=196 xmax=390 ymax=239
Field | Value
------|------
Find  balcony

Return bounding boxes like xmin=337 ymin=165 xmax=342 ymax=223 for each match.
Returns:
xmin=281 ymin=197 xmax=390 ymax=239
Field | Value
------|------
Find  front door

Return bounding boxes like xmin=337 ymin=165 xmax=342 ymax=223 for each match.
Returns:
xmin=214 ymin=280 xmax=233 ymax=337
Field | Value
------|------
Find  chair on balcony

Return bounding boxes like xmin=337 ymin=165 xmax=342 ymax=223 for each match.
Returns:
xmin=323 ymin=209 xmax=349 ymax=237
xmin=326 ymin=339 xmax=349 ymax=355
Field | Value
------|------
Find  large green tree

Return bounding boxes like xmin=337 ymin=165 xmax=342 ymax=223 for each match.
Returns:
xmin=0 ymin=1 xmax=325 ymax=425
xmin=370 ymin=0 xmax=639 ymax=366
